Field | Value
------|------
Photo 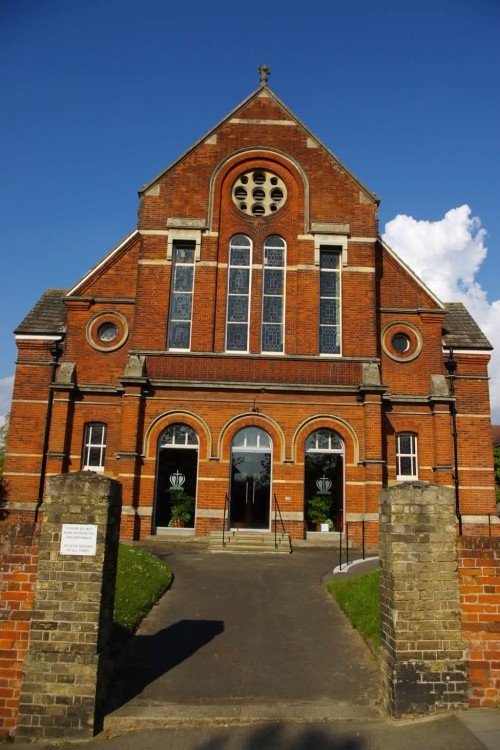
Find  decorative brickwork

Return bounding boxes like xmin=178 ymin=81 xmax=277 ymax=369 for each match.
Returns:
xmin=458 ymin=536 xmax=500 ymax=707
xmin=379 ymin=482 xmax=468 ymax=717
xmin=16 ymin=472 xmax=121 ymax=740
xmin=0 ymin=520 xmax=40 ymax=738
xmin=3 ymin=85 xmax=496 ymax=542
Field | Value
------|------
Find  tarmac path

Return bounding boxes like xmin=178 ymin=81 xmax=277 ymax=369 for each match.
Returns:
xmin=105 ymin=544 xmax=381 ymax=729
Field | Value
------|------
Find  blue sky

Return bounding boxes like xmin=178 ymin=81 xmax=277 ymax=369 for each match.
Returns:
xmin=1 ymin=0 xmax=499 ymax=420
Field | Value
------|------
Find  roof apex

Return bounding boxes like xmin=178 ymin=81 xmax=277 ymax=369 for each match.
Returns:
xmin=139 ymin=85 xmax=379 ymax=203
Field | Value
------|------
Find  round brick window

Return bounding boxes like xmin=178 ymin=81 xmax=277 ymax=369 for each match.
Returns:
xmin=87 ymin=311 xmax=129 ymax=352
xmin=381 ymin=322 xmax=422 ymax=362
xmin=232 ymin=170 xmax=287 ymax=217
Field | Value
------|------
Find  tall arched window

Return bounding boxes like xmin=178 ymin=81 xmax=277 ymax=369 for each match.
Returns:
xmin=154 ymin=424 xmax=199 ymax=529
xmin=226 ymin=235 xmax=252 ymax=352
xmin=82 ymin=422 xmax=107 ymax=473
xmin=304 ymin=429 xmax=344 ymax=531
xmin=262 ymin=235 xmax=286 ymax=353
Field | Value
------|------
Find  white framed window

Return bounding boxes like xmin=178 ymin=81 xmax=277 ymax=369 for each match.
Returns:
xmin=262 ymin=235 xmax=286 ymax=353
xmin=319 ymin=249 xmax=341 ymax=355
xmin=159 ymin=424 xmax=199 ymax=448
xmin=168 ymin=243 xmax=196 ymax=350
xmin=226 ymin=234 xmax=252 ymax=352
xmin=82 ymin=423 xmax=107 ymax=473
xmin=305 ymin=429 xmax=343 ymax=453
xmin=232 ymin=426 xmax=272 ymax=451
xmin=396 ymin=433 xmax=418 ymax=480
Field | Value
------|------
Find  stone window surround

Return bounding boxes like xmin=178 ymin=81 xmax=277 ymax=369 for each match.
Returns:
xmin=166 ymin=218 xmax=205 ymax=261
xmin=312 ymin=223 xmax=349 ymax=266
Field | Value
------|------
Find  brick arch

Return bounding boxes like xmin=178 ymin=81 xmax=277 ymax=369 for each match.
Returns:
xmin=143 ymin=410 xmax=212 ymax=460
xmin=218 ymin=413 xmax=285 ymax=463
xmin=292 ymin=415 xmax=359 ymax=465
xmin=208 ymin=148 xmax=309 ymax=234
xmin=388 ymin=419 xmax=421 ymax=436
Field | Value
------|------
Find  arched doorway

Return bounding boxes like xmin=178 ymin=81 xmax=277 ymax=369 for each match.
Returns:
xmin=154 ymin=424 xmax=198 ymax=529
xmin=230 ymin=427 xmax=272 ymax=529
xmin=304 ymin=429 xmax=344 ymax=531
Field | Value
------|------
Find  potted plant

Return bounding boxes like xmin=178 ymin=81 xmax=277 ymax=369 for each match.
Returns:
xmin=168 ymin=488 xmax=195 ymax=527
xmin=306 ymin=495 xmax=331 ymax=531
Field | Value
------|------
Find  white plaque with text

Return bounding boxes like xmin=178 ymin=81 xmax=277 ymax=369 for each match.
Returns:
xmin=60 ymin=524 xmax=98 ymax=556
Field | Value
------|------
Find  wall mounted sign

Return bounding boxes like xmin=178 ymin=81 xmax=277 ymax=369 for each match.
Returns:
xmin=60 ymin=524 xmax=98 ymax=556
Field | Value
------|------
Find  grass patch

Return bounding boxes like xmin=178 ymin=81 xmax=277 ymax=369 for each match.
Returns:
xmin=327 ymin=570 xmax=381 ymax=649
xmin=114 ymin=544 xmax=173 ymax=635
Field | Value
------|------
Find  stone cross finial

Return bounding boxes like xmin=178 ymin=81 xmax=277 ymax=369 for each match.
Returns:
xmin=258 ymin=65 xmax=271 ymax=86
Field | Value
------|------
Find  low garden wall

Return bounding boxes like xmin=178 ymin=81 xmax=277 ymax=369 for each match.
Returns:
xmin=458 ymin=536 xmax=500 ymax=707
xmin=0 ymin=520 xmax=40 ymax=737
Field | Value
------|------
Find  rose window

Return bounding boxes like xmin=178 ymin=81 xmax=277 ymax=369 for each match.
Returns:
xmin=232 ymin=170 xmax=287 ymax=217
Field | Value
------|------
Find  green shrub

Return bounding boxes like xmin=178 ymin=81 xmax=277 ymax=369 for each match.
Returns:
xmin=306 ymin=495 xmax=330 ymax=525
xmin=168 ymin=488 xmax=195 ymax=524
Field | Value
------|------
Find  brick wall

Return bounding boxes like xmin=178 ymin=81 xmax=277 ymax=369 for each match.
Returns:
xmin=4 ymin=86 xmax=496 ymax=538
xmin=0 ymin=520 xmax=40 ymax=738
xmin=458 ymin=536 xmax=500 ymax=707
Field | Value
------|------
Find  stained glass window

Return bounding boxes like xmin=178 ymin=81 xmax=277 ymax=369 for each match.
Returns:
xmin=168 ymin=243 xmax=196 ymax=350
xmin=226 ymin=235 xmax=251 ymax=351
xmin=262 ymin=236 xmax=285 ymax=353
xmin=319 ymin=250 xmax=341 ymax=354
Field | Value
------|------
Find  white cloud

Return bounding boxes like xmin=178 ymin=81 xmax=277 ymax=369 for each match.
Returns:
xmin=0 ymin=375 xmax=14 ymax=428
xmin=383 ymin=205 xmax=500 ymax=422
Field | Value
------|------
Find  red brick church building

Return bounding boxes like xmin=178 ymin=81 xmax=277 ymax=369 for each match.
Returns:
xmin=4 ymin=70 xmax=497 ymax=542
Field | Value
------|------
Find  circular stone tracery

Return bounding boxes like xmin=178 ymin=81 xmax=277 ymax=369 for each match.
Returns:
xmin=381 ymin=321 xmax=423 ymax=362
xmin=86 ymin=311 xmax=129 ymax=352
xmin=232 ymin=170 xmax=287 ymax=217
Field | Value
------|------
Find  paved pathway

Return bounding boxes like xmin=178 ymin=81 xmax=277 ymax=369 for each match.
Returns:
xmin=105 ymin=544 xmax=380 ymax=729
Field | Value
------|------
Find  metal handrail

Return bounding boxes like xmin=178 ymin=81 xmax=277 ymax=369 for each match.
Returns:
xmin=273 ymin=494 xmax=293 ymax=552
xmin=222 ymin=493 xmax=229 ymax=547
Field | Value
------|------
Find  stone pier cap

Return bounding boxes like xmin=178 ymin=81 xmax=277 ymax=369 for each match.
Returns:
xmin=44 ymin=471 xmax=122 ymax=506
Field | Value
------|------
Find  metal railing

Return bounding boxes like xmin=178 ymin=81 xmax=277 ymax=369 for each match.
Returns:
xmin=338 ymin=519 xmax=368 ymax=571
xmin=273 ymin=494 xmax=293 ymax=552
xmin=222 ymin=493 xmax=229 ymax=547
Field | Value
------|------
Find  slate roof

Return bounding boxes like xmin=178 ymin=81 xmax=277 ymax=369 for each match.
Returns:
xmin=442 ymin=302 xmax=492 ymax=350
xmin=15 ymin=289 xmax=67 ymax=335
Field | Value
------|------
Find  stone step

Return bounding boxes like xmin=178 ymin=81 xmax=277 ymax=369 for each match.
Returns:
xmin=208 ymin=530 xmax=292 ymax=553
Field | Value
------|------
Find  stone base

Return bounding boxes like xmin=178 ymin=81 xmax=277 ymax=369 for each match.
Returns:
xmin=384 ymin=659 xmax=468 ymax=718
